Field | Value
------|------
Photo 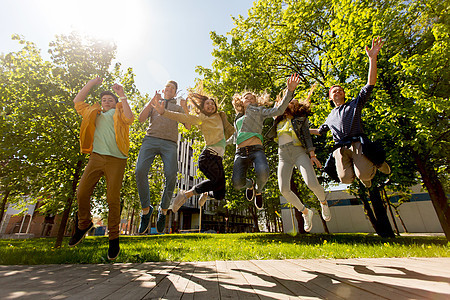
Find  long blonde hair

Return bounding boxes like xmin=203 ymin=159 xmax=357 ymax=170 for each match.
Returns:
xmin=232 ymin=91 xmax=272 ymax=114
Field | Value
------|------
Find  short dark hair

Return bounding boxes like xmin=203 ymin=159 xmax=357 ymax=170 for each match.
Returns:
xmin=100 ymin=91 xmax=118 ymax=103
xmin=328 ymin=85 xmax=344 ymax=107
xmin=167 ymin=80 xmax=178 ymax=92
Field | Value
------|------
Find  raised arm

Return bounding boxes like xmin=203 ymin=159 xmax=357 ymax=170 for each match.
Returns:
xmin=73 ymin=77 xmax=102 ymax=104
xmin=262 ymin=74 xmax=301 ymax=117
xmin=366 ymin=37 xmax=384 ymax=86
xmin=112 ymin=84 xmax=134 ymax=121
xmin=151 ymin=97 xmax=200 ymax=125
xmin=139 ymin=91 xmax=161 ymax=123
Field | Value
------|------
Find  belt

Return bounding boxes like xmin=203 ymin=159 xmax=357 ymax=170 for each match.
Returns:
xmin=236 ymin=144 xmax=264 ymax=156
xmin=279 ymin=141 xmax=295 ymax=149
xmin=335 ymin=136 xmax=362 ymax=150
xmin=204 ymin=147 xmax=219 ymax=156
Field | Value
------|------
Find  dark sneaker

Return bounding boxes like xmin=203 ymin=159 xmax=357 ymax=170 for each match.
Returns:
xmin=68 ymin=222 xmax=94 ymax=247
xmin=138 ymin=206 xmax=154 ymax=235
xmin=156 ymin=208 xmax=166 ymax=233
xmin=254 ymin=193 xmax=263 ymax=210
xmin=245 ymin=179 xmax=255 ymax=201
xmin=107 ymin=238 xmax=120 ymax=261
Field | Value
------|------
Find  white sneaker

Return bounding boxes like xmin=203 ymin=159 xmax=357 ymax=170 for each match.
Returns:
xmin=172 ymin=190 xmax=187 ymax=213
xmin=303 ymin=208 xmax=313 ymax=232
xmin=199 ymin=192 xmax=209 ymax=207
xmin=320 ymin=201 xmax=331 ymax=222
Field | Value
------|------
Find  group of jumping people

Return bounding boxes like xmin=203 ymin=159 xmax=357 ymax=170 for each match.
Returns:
xmin=68 ymin=37 xmax=389 ymax=260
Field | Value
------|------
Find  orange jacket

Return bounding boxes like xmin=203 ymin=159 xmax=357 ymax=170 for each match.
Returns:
xmin=75 ymin=101 xmax=134 ymax=156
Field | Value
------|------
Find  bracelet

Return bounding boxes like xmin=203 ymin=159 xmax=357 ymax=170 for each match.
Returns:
xmin=119 ymin=96 xmax=127 ymax=100
xmin=310 ymin=155 xmax=316 ymax=158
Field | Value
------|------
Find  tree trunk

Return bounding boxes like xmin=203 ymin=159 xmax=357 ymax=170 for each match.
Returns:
xmin=394 ymin=206 xmax=409 ymax=233
xmin=382 ymin=188 xmax=400 ymax=235
xmin=369 ymin=186 xmax=395 ymax=238
xmin=55 ymin=159 xmax=83 ymax=248
xmin=358 ymin=188 xmax=379 ymax=232
xmin=0 ymin=189 xmax=10 ymax=226
xmin=320 ymin=215 xmax=330 ymax=233
xmin=412 ymin=150 xmax=450 ymax=241
xmin=294 ymin=208 xmax=306 ymax=234
xmin=250 ymin=205 xmax=260 ymax=232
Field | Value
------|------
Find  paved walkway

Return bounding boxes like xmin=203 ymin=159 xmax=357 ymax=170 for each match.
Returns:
xmin=1 ymin=258 xmax=449 ymax=299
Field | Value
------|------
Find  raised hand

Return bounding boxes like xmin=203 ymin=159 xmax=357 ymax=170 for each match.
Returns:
xmin=179 ymin=97 xmax=187 ymax=108
xmin=287 ymin=73 xmax=301 ymax=92
xmin=150 ymin=90 xmax=162 ymax=106
xmin=151 ymin=95 xmax=165 ymax=115
xmin=112 ymin=84 xmax=125 ymax=98
xmin=366 ymin=37 xmax=384 ymax=59
xmin=90 ymin=76 xmax=103 ymax=86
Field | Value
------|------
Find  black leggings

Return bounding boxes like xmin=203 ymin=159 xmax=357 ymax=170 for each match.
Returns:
xmin=194 ymin=148 xmax=226 ymax=200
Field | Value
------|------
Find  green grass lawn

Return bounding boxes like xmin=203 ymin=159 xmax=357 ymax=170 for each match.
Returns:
xmin=1 ymin=233 xmax=448 ymax=265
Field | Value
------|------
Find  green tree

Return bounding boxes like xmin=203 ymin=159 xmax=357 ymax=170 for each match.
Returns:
xmin=0 ymin=32 xmax=142 ymax=246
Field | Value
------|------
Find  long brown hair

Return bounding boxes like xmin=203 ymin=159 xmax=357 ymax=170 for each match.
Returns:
xmin=274 ymin=83 xmax=317 ymax=124
xmin=187 ymin=92 xmax=217 ymax=116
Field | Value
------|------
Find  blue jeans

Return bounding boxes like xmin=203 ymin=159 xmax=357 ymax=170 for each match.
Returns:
xmin=232 ymin=145 xmax=269 ymax=194
xmin=135 ymin=136 xmax=178 ymax=210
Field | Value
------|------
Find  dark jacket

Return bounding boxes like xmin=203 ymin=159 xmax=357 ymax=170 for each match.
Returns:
xmin=266 ymin=116 xmax=315 ymax=152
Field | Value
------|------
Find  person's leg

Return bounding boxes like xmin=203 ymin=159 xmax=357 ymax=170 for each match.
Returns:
xmin=159 ymin=139 xmax=178 ymax=211
xmin=196 ymin=150 xmax=226 ymax=199
xmin=352 ymin=141 xmax=377 ymax=183
xmin=294 ymin=145 xmax=331 ymax=221
xmin=104 ymin=156 xmax=127 ymax=240
xmin=232 ymin=153 xmax=252 ymax=190
xmin=76 ymin=153 xmax=104 ymax=230
xmin=295 ymin=146 xmax=326 ymax=202
xmin=251 ymin=149 xmax=270 ymax=194
xmin=333 ymin=147 xmax=355 ymax=184
xmin=278 ymin=147 xmax=305 ymax=212
xmin=135 ymin=136 xmax=158 ymax=211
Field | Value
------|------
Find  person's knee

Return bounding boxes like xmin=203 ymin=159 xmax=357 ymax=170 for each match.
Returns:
xmin=232 ymin=177 xmax=246 ymax=190
xmin=165 ymin=169 xmax=178 ymax=185
xmin=134 ymin=162 xmax=148 ymax=178
xmin=279 ymin=183 xmax=291 ymax=196
xmin=339 ymin=173 xmax=355 ymax=184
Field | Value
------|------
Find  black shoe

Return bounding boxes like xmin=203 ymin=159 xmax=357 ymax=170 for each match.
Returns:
xmin=68 ymin=222 xmax=94 ymax=247
xmin=245 ymin=179 xmax=255 ymax=201
xmin=156 ymin=208 xmax=166 ymax=233
xmin=108 ymin=238 xmax=120 ymax=261
xmin=138 ymin=206 xmax=154 ymax=234
xmin=255 ymin=194 xmax=263 ymax=210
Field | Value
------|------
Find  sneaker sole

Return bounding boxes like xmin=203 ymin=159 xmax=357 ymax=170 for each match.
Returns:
xmin=68 ymin=223 xmax=93 ymax=247
xmin=108 ymin=248 xmax=120 ymax=261
xmin=139 ymin=224 xmax=150 ymax=235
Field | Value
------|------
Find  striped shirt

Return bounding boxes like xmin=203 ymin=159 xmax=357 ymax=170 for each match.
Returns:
xmin=318 ymin=85 xmax=374 ymax=142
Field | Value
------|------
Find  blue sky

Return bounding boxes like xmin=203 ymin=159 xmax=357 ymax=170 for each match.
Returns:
xmin=0 ymin=0 xmax=255 ymax=96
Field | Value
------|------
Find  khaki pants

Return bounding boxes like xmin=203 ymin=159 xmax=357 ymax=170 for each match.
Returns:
xmin=333 ymin=141 xmax=376 ymax=184
xmin=77 ymin=152 xmax=127 ymax=240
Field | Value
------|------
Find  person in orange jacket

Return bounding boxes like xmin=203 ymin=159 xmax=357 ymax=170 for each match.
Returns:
xmin=69 ymin=77 xmax=134 ymax=261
